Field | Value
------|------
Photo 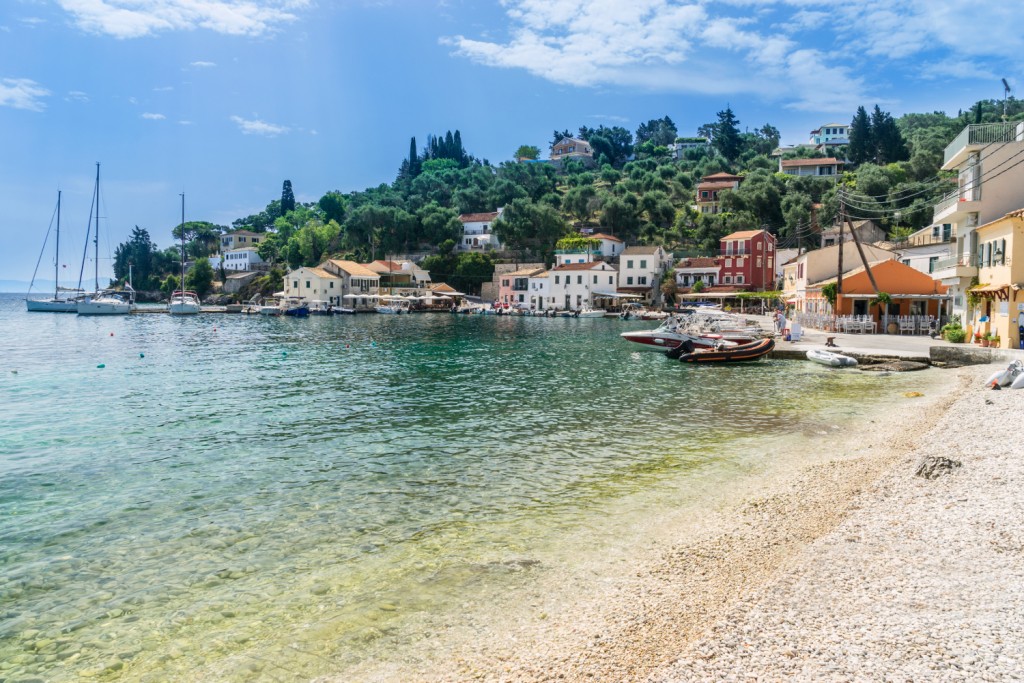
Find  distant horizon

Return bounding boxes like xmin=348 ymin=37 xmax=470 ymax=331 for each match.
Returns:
xmin=3 ymin=1 xmax=1020 ymax=281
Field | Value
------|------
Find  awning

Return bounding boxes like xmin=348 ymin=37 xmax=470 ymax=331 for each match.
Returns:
xmin=968 ymin=283 xmax=1009 ymax=300
xmin=343 ymin=293 xmax=380 ymax=299
xmin=593 ymin=291 xmax=644 ymax=299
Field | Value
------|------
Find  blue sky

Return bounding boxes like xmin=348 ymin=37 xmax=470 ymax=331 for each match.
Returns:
xmin=2 ymin=0 xmax=1020 ymax=284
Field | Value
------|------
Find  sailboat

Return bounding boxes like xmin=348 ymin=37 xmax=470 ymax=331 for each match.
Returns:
xmin=167 ymin=193 xmax=201 ymax=315
xmin=78 ymin=163 xmax=136 ymax=316
xmin=26 ymin=190 xmax=85 ymax=312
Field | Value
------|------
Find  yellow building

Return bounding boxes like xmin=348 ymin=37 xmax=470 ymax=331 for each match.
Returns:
xmin=968 ymin=208 xmax=1024 ymax=349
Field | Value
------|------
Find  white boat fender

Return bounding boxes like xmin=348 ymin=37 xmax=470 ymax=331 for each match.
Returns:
xmin=1011 ymin=372 xmax=1024 ymax=390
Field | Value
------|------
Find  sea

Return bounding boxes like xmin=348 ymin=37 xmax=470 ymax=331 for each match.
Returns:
xmin=0 ymin=293 xmax=946 ymax=681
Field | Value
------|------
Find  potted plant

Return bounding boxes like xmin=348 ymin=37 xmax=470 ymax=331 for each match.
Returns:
xmin=989 ymin=333 xmax=1000 ymax=348
xmin=974 ymin=331 xmax=983 ymax=344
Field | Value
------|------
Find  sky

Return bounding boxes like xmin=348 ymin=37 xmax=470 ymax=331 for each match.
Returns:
xmin=2 ymin=0 xmax=1021 ymax=285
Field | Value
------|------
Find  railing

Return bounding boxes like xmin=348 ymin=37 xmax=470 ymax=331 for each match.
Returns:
xmin=932 ymin=255 xmax=970 ymax=272
xmin=944 ymin=122 xmax=1024 ymax=166
xmin=934 ymin=186 xmax=981 ymax=215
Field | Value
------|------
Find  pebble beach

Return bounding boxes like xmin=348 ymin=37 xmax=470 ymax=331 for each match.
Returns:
xmin=352 ymin=363 xmax=1023 ymax=682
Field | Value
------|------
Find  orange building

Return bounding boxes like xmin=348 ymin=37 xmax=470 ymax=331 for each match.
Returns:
xmin=810 ymin=259 xmax=949 ymax=327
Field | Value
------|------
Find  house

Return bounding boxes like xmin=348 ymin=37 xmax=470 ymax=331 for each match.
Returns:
xmin=669 ymin=137 xmax=709 ymax=159
xmin=967 ymin=208 xmax=1024 ymax=349
xmin=719 ymin=230 xmax=777 ymax=290
xmin=779 ymin=157 xmax=843 ymax=178
xmin=548 ymin=261 xmax=618 ymax=311
xmin=782 ymin=242 xmax=894 ymax=313
xmin=527 ymin=271 xmax=550 ymax=310
xmin=550 ymin=137 xmax=594 ymax=163
xmin=363 ymin=260 xmax=431 ymax=294
xmin=820 ymin=219 xmax=887 ymax=248
xmin=674 ymin=257 xmax=721 ymax=288
xmin=888 ymin=223 xmax=954 ymax=276
xmin=554 ymin=233 xmax=625 ymax=265
xmin=282 ymin=266 xmax=342 ymax=305
xmin=322 ymin=259 xmax=381 ymax=310
xmin=806 ymin=259 xmax=948 ymax=327
xmin=220 ymin=230 xmax=263 ymax=251
xmin=498 ymin=268 xmax=545 ymax=307
xmin=217 ymin=247 xmax=265 ymax=272
xmin=458 ymin=208 xmax=504 ymax=252
xmin=695 ymin=172 xmax=743 ymax=215
xmin=809 ymin=123 xmax=849 ymax=150
xmin=931 ymin=121 xmax=1024 ymax=327
xmin=775 ymin=248 xmax=799 ymax=284
xmin=618 ymin=246 xmax=673 ymax=304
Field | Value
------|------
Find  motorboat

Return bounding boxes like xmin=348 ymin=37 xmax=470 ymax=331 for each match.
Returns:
xmin=621 ymin=313 xmax=761 ymax=351
xmin=283 ymin=297 xmax=310 ymax=317
xmin=376 ymin=296 xmax=412 ymax=314
xmin=576 ymin=306 xmax=607 ymax=318
xmin=168 ymin=290 xmax=201 ymax=315
xmin=806 ymin=349 xmax=857 ymax=367
xmin=309 ymin=300 xmax=333 ymax=315
xmin=671 ymin=337 xmax=775 ymax=363
xmin=332 ymin=305 xmax=356 ymax=315
xmin=258 ymin=298 xmax=283 ymax=316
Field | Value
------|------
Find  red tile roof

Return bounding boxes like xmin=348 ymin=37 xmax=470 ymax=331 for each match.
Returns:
xmin=676 ymin=257 xmax=721 ymax=268
xmin=697 ymin=181 xmax=739 ymax=191
xmin=702 ymin=172 xmax=743 ymax=181
xmin=781 ymin=157 xmax=843 ymax=168
xmin=722 ymin=230 xmax=766 ymax=240
xmin=551 ymin=261 xmax=611 ymax=271
xmin=590 ymin=232 xmax=623 ymax=242
xmin=459 ymin=211 xmax=500 ymax=223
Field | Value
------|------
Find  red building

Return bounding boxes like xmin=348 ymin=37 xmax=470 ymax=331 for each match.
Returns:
xmin=719 ymin=229 xmax=777 ymax=291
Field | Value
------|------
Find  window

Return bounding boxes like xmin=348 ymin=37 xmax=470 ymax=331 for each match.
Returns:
xmin=330 ymin=282 xmax=334 ymax=289
xmin=725 ymin=258 xmax=732 ymax=268
xmin=555 ymin=275 xmax=560 ymax=284
xmin=756 ymin=256 xmax=762 ymax=268
xmin=928 ymin=256 xmax=939 ymax=273
xmin=757 ymin=242 xmax=763 ymax=251
xmin=902 ymin=259 xmax=911 ymax=266
xmin=724 ymin=276 xmax=732 ymax=283
xmin=593 ymin=275 xmax=598 ymax=284
xmin=576 ymin=275 xmax=582 ymax=284
xmin=640 ymin=260 xmax=647 ymax=269
xmin=627 ymin=276 xmax=634 ymax=285
xmin=292 ymin=280 xmax=298 ymax=288
xmin=638 ymin=276 xmax=647 ymax=285
xmin=627 ymin=260 xmax=634 ymax=269
xmin=768 ymin=242 xmax=774 ymax=252
xmin=736 ymin=275 xmax=744 ymax=284
xmin=305 ymin=280 xmax=311 ymax=288
xmin=701 ymin=191 xmax=709 ymax=198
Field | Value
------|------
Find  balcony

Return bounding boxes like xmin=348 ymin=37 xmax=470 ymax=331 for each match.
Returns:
xmin=943 ymin=122 xmax=1024 ymax=169
xmin=932 ymin=188 xmax=981 ymax=224
xmin=930 ymin=254 xmax=977 ymax=282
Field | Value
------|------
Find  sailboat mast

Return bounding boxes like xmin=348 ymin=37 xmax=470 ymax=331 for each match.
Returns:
xmin=93 ymin=162 xmax=100 ymax=293
xmin=180 ymin=193 xmax=186 ymax=286
xmin=54 ymin=190 xmax=61 ymax=299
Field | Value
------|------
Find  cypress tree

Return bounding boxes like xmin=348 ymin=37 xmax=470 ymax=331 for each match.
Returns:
xmin=713 ymin=105 xmax=742 ymax=162
xmin=847 ymin=106 xmax=872 ymax=165
xmin=281 ymin=180 xmax=295 ymax=215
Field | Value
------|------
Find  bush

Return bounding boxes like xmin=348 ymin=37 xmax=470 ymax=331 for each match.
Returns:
xmin=944 ymin=327 xmax=967 ymax=343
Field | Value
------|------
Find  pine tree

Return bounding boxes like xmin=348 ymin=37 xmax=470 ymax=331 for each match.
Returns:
xmin=713 ymin=105 xmax=742 ymax=162
xmin=847 ymin=106 xmax=872 ymax=165
xmin=281 ymin=180 xmax=295 ymax=215
xmin=408 ymin=136 xmax=421 ymax=177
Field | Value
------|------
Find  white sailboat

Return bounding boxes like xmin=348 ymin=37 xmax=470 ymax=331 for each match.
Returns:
xmin=78 ymin=163 xmax=136 ymax=316
xmin=167 ymin=192 xmax=201 ymax=315
xmin=26 ymin=190 xmax=85 ymax=312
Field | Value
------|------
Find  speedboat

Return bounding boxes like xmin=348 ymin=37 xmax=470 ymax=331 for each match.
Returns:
xmin=332 ymin=305 xmax=356 ymax=315
xmin=376 ymin=296 xmax=411 ymax=314
xmin=671 ymin=337 xmax=775 ymax=363
xmin=309 ymin=300 xmax=333 ymax=315
xmin=576 ymin=306 xmax=607 ymax=318
xmin=259 ymin=298 xmax=283 ymax=316
xmin=806 ymin=349 xmax=857 ymax=367
xmin=283 ymin=297 xmax=310 ymax=317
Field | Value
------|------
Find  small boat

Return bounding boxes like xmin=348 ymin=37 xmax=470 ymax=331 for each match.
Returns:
xmin=167 ymin=194 xmax=201 ymax=315
xmin=576 ymin=306 xmax=606 ymax=318
xmin=309 ymin=300 xmax=333 ymax=315
xmin=283 ymin=297 xmax=310 ymax=317
xmin=332 ymin=305 xmax=356 ymax=315
xmin=259 ymin=298 xmax=283 ymax=316
xmin=806 ymin=349 xmax=857 ymax=367
xmin=26 ymin=191 xmax=86 ymax=312
xmin=225 ymin=303 xmax=244 ymax=313
xmin=672 ymin=337 xmax=775 ymax=363
xmin=376 ymin=296 xmax=411 ymax=314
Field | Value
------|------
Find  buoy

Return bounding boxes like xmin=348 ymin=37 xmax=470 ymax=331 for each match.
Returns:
xmin=371 ymin=341 xmax=377 ymax=347
xmin=97 ymin=363 xmax=106 ymax=369
xmin=110 ymin=332 xmax=114 ymax=337
xmin=11 ymin=370 xmax=17 ymax=374
xmin=139 ymin=353 xmax=145 ymax=358
xmin=282 ymin=351 xmax=288 ymax=357
xmin=345 ymin=344 xmax=350 ymax=349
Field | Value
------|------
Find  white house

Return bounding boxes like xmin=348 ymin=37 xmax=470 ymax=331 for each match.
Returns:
xmin=548 ymin=261 xmax=618 ymax=311
xmin=554 ymin=232 xmax=625 ymax=265
xmin=809 ymin=123 xmax=849 ymax=150
xmin=618 ymin=246 xmax=672 ymax=304
xmin=458 ymin=208 xmax=504 ymax=252
xmin=891 ymin=223 xmax=953 ymax=276
xmin=527 ymin=271 xmax=550 ymax=310
xmin=282 ymin=266 xmax=342 ymax=305
xmin=674 ymin=257 xmax=721 ymax=288
xmin=322 ymin=259 xmax=381 ymax=310
xmin=779 ymin=157 xmax=843 ymax=178
xmin=217 ymin=247 xmax=265 ymax=272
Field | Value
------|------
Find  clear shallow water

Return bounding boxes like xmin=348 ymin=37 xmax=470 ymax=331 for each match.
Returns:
xmin=0 ymin=294 xmax=938 ymax=681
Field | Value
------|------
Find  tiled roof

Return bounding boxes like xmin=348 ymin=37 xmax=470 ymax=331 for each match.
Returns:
xmin=307 ymin=267 xmax=339 ymax=279
xmin=676 ymin=257 xmax=720 ymax=268
xmin=590 ymin=232 xmax=623 ymax=242
xmin=697 ymin=182 xmax=738 ymax=191
xmin=459 ymin=211 xmax=500 ymax=223
xmin=622 ymin=246 xmax=661 ymax=255
xmin=505 ymin=268 xmax=545 ymax=277
xmin=226 ymin=230 xmax=261 ymax=236
xmin=702 ymin=172 xmax=743 ymax=180
xmin=327 ymin=259 xmax=379 ymax=278
xmin=722 ymin=230 xmax=765 ymax=240
xmin=364 ymin=260 xmax=406 ymax=274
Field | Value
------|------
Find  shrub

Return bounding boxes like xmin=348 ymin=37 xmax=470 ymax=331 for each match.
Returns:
xmin=944 ymin=327 xmax=967 ymax=343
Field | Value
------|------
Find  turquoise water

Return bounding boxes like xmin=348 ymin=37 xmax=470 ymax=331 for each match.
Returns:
xmin=0 ymin=295 xmax=935 ymax=681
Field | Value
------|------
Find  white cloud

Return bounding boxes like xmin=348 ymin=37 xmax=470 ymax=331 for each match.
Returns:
xmin=0 ymin=78 xmax=50 ymax=111
xmin=179 ymin=120 xmax=194 ymax=125
xmin=20 ymin=16 xmax=46 ymax=26
xmin=230 ymin=115 xmax=288 ymax=136
xmin=190 ymin=61 xmax=216 ymax=68
xmin=57 ymin=0 xmax=311 ymax=39
xmin=66 ymin=90 xmax=89 ymax=102
xmin=153 ymin=85 xmax=174 ymax=92
xmin=141 ymin=112 xmax=166 ymax=119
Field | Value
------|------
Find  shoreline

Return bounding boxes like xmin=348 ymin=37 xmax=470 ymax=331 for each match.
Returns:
xmin=335 ymin=365 xmax=991 ymax=682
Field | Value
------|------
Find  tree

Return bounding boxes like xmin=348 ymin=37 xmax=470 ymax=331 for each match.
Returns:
xmin=185 ymin=257 xmax=215 ymax=299
xmin=318 ymin=191 xmax=347 ymax=224
xmin=871 ymin=106 xmax=909 ymax=164
xmin=113 ymin=226 xmax=158 ymax=290
xmin=551 ymin=129 xmax=574 ymax=146
xmin=492 ymin=198 xmax=567 ymax=254
xmin=281 ymin=180 xmax=295 ymax=215
xmin=848 ymin=106 xmax=872 ymax=165
xmin=712 ymin=106 xmax=742 ymax=161
xmin=515 ymin=145 xmax=541 ymax=160
xmin=635 ymin=116 xmax=678 ymax=147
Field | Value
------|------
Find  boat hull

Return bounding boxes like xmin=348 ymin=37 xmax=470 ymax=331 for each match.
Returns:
xmin=677 ymin=337 xmax=775 ymax=363
xmin=77 ymin=301 xmax=132 ymax=315
xmin=168 ymin=291 xmax=201 ymax=315
xmin=26 ymin=298 xmax=79 ymax=313
xmin=621 ymin=330 xmax=752 ymax=351
xmin=806 ymin=350 xmax=857 ymax=367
